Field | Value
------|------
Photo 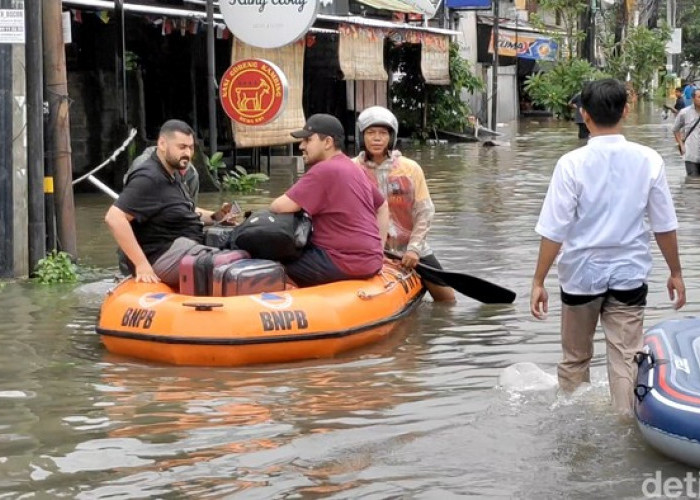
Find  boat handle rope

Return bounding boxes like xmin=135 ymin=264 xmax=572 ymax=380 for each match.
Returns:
xmin=357 ymin=270 xmax=402 ymax=299
xmin=634 ymin=384 xmax=651 ymax=402
xmin=106 ymin=275 xmax=133 ymax=296
xmin=632 ymin=350 xmax=669 ymax=402
xmin=182 ymin=302 xmax=224 ymax=311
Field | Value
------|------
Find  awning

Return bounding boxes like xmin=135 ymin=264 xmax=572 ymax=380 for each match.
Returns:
xmin=338 ymin=24 xmax=388 ymax=81
xmin=63 ymin=1 xmax=456 ymax=36
xmin=355 ymin=0 xmax=437 ymax=18
xmin=318 ymin=14 xmax=457 ymax=37
xmin=62 ymin=0 xmax=336 ymax=34
xmin=477 ymin=14 xmax=564 ymax=35
xmin=421 ymin=34 xmax=450 ymax=84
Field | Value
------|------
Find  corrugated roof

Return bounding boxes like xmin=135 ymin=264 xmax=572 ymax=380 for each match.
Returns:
xmin=319 ymin=14 xmax=457 ymax=35
xmin=355 ymin=0 xmax=437 ymax=17
xmin=477 ymin=14 xmax=564 ymax=35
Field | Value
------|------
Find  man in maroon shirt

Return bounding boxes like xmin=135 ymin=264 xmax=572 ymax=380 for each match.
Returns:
xmin=270 ymin=114 xmax=389 ymax=287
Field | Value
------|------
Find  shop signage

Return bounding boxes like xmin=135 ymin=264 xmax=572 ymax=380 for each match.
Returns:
xmin=219 ymin=0 xmax=319 ymax=49
xmin=445 ymin=0 xmax=491 ymax=10
xmin=219 ymin=58 xmax=288 ymax=126
xmin=0 ymin=9 xmax=24 ymax=44
xmin=489 ymin=31 xmax=558 ymax=61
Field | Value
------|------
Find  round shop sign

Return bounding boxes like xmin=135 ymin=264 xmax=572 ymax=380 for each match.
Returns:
xmin=219 ymin=0 xmax=319 ymax=49
xmin=219 ymin=58 xmax=288 ymax=126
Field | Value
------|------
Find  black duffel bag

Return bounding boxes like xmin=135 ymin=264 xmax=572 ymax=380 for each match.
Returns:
xmin=233 ymin=210 xmax=312 ymax=262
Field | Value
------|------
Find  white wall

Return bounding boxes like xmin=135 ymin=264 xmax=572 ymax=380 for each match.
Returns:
xmin=455 ymin=10 xmax=518 ymax=127
xmin=486 ymin=64 xmax=517 ymax=125
xmin=455 ymin=11 xmax=483 ymax=120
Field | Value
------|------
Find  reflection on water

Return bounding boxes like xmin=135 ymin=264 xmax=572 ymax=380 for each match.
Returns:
xmin=1 ymin=103 xmax=699 ymax=497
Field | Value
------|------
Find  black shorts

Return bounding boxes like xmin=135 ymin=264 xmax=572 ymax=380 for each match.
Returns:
xmin=418 ymin=253 xmax=448 ymax=287
xmin=560 ymin=284 xmax=648 ymax=307
xmin=419 ymin=253 xmax=442 ymax=269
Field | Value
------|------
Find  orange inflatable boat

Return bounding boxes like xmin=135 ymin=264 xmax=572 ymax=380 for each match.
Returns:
xmin=96 ymin=263 xmax=425 ymax=366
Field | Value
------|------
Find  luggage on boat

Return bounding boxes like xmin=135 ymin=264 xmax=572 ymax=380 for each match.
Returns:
xmin=204 ymin=226 xmax=238 ymax=249
xmin=179 ymin=249 xmax=250 ymax=296
xmin=212 ymin=259 xmax=286 ymax=297
xmin=233 ymin=210 xmax=312 ymax=262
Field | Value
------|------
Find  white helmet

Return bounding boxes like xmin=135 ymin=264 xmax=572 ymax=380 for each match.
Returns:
xmin=358 ymin=106 xmax=399 ymax=149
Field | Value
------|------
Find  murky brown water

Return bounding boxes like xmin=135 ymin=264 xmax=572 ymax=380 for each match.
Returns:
xmin=2 ymin=102 xmax=699 ymax=498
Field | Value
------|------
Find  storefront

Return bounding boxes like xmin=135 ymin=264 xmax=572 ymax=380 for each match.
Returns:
xmin=61 ymin=0 xmax=455 ymax=183
xmin=455 ymin=11 xmax=561 ymax=123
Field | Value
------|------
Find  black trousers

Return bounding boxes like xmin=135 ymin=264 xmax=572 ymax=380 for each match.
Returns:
xmin=577 ymin=123 xmax=590 ymax=140
xmin=685 ymin=161 xmax=700 ymax=177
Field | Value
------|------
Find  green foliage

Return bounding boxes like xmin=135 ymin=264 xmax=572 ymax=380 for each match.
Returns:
xmin=600 ymin=25 xmax=670 ymax=97
xmin=206 ymin=151 xmax=269 ymax=192
xmin=220 ymin=165 xmax=269 ymax=193
xmin=205 ymin=151 xmax=226 ymax=176
xmin=524 ymin=59 xmax=606 ymax=118
xmin=125 ymin=51 xmax=140 ymax=71
xmin=528 ymin=0 xmax=588 ymax=61
xmin=34 ymin=251 xmax=78 ymax=284
xmin=679 ymin=0 xmax=700 ymax=77
xmin=389 ymin=42 xmax=483 ymax=139
xmin=126 ymin=139 xmax=139 ymax=165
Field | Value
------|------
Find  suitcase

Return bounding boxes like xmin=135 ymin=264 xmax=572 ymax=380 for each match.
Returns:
xmin=179 ymin=249 xmax=250 ymax=296
xmin=212 ymin=259 xmax=286 ymax=297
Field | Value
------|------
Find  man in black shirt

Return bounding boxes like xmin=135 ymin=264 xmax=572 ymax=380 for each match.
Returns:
xmin=672 ymin=87 xmax=686 ymax=114
xmin=105 ymin=120 xmax=229 ymax=286
xmin=568 ymin=92 xmax=590 ymax=140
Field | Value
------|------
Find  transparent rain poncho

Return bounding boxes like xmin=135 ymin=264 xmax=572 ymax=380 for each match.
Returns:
xmin=355 ymin=150 xmax=435 ymax=257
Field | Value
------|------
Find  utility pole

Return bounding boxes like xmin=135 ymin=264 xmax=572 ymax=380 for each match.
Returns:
xmin=0 ymin=0 xmax=13 ymax=277
xmin=43 ymin=0 xmax=77 ymax=257
xmin=490 ymin=0 xmax=499 ymax=131
xmin=115 ymin=0 xmax=127 ymax=123
xmin=207 ymin=0 xmax=217 ymax=156
xmin=666 ymin=0 xmax=675 ymax=74
xmin=26 ymin=0 xmax=45 ymax=271
xmin=589 ymin=0 xmax=596 ymax=66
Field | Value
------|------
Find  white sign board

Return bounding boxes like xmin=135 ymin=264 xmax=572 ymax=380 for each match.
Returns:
xmin=62 ymin=10 xmax=72 ymax=44
xmin=0 ymin=9 xmax=24 ymax=44
xmin=219 ymin=0 xmax=319 ymax=49
xmin=666 ymin=28 xmax=682 ymax=55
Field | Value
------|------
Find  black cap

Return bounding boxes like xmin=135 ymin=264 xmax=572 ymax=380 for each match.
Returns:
xmin=291 ymin=114 xmax=344 ymax=140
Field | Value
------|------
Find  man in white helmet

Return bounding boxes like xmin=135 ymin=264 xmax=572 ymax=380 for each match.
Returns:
xmin=353 ymin=106 xmax=455 ymax=302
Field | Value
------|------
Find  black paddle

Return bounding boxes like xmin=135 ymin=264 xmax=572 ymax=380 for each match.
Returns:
xmin=385 ymin=251 xmax=516 ymax=304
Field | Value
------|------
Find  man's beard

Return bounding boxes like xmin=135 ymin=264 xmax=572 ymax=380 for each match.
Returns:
xmin=166 ymin=154 xmax=189 ymax=171
xmin=302 ymin=152 xmax=318 ymax=167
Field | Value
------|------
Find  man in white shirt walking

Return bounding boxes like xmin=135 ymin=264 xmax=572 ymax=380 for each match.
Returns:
xmin=530 ymin=78 xmax=686 ymax=415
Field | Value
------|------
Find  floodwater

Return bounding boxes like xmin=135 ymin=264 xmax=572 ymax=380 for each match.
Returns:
xmin=2 ymin=103 xmax=699 ymax=498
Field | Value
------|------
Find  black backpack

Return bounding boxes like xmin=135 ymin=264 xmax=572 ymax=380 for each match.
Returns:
xmin=233 ymin=210 xmax=312 ymax=262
